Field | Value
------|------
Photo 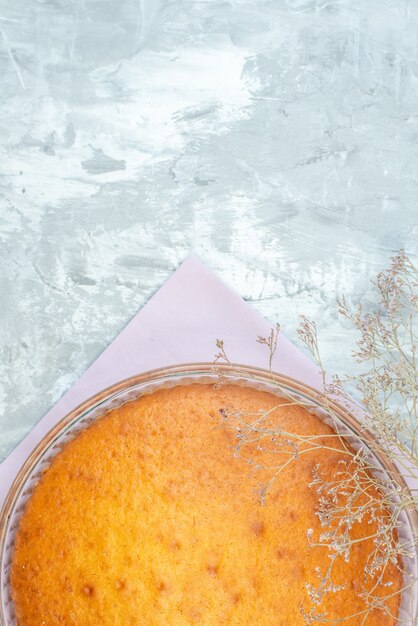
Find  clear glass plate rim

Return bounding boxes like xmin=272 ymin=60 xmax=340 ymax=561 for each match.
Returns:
xmin=1 ymin=361 xmax=417 ymax=625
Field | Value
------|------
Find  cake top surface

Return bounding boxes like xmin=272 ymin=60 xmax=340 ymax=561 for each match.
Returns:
xmin=11 ymin=383 xmax=401 ymax=625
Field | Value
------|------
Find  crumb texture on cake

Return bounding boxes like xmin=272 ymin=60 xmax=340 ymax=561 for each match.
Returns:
xmin=11 ymin=384 xmax=401 ymax=625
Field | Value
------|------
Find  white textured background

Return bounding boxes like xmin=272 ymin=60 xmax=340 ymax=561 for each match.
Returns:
xmin=0 ymin=0 xmax=417 ymax=460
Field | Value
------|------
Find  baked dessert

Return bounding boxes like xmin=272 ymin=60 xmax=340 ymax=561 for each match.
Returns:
xmin=11 ymin=383 xmax=401 ymax=625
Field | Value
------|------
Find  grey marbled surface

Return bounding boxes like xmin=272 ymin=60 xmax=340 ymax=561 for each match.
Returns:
xmin=0 ymin=0 xmax=417 ymax=460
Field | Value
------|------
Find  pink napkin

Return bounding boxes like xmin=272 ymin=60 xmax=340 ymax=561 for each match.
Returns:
xmin=0 ymin=254 xmax=325 ymax=507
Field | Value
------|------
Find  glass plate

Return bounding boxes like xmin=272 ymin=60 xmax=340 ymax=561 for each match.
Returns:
xmin=1 ymin=363 xmax=417 ymax=625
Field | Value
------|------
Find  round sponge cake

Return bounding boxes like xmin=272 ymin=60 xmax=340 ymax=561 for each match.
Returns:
xmin=10 ymin=383 xmax=401 ymax=625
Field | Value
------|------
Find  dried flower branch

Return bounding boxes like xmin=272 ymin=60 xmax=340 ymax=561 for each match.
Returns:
xmin=214 ymin=251 xmax=418 ymax=625
xmin=257 ymin=322 xmax=281 ymax=373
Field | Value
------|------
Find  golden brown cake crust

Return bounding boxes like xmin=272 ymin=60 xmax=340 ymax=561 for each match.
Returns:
xmin=11 ymin=384 xmax=401 ymax=625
